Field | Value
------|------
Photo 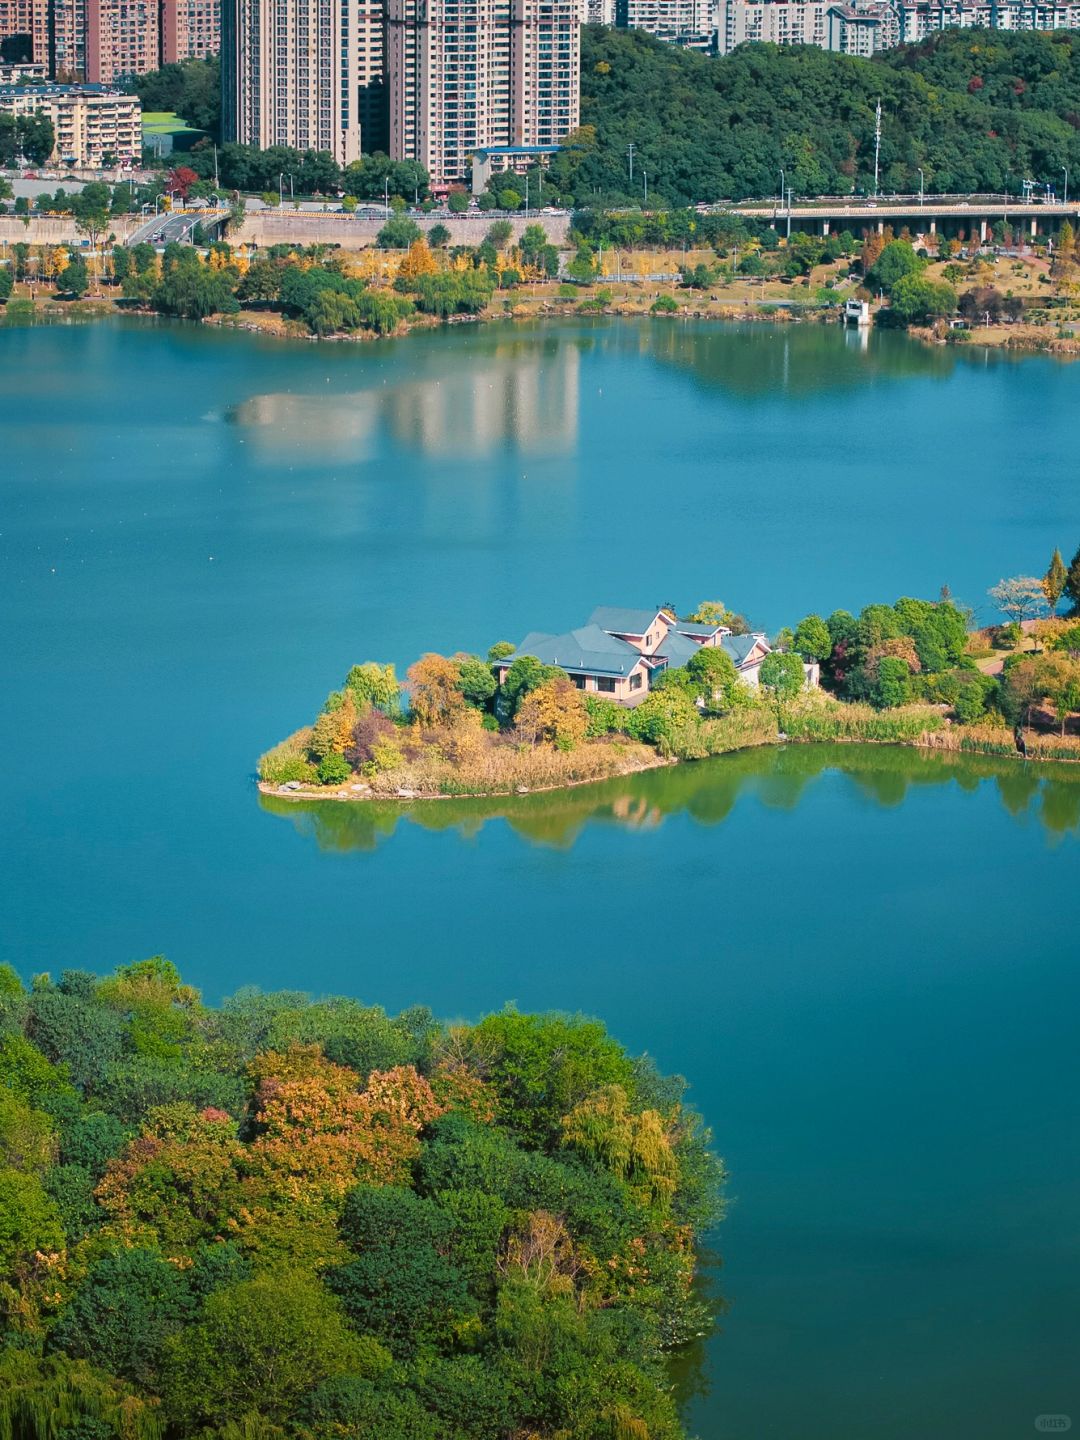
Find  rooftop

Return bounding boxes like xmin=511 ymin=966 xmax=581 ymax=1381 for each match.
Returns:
xmin=588 ymin=605 xmax=669 ymax=636
xmin=500 ymin=624 xmax=647 ymax=677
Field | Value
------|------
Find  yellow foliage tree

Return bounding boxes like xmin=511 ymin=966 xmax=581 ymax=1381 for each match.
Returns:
xmin=407 ymin=654 xmax=467 ymax=729
xmin=561 ymin=1084 xmax=678 ymax=1209
xmin=397 ymin=238 xmax=438 ymax=281
xmin=515 ymin=677 xmax=588 ymax=750
xmin=43 ymin=247 xmax=68 ymax=280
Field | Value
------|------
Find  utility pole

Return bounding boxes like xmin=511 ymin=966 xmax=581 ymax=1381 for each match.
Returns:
xmin=627 ymin=143 xmax=634 ymax=184
xmin=918 ymin=167 xmax=924 ymax=205
xmin=778 ymin=167 xmax=784 ymax=221
xmin=643 ymin=170 xmax=647 ymax=206
xmin=384 ymin=175 xmax=390 ymax=219
xmin=786 ymin=186 xmax=793 ymax=239
xmin=873 ymin=99 xmax=882 ymax=198
xmin=1063 ymin=166 xmax=1069 ymax=207
xmin=214 ymin=144 xmax=219 ymax=189
xmin=525 ymin=172 xmax=529 ymax=217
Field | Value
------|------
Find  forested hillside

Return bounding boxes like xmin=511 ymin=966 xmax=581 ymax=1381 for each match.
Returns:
xmin=0 ymin=960 xmax=722 ymax=1440
xmin=548 ymin=27 xmax=1080 ymax=204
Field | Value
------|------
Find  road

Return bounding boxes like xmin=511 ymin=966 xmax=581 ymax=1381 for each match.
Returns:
xmin=125 ymin=209 xmax=208 ymax=247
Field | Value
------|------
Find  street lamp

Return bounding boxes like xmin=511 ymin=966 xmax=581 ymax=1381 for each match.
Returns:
xmin=384 ymin=176 xmax=390 ymax=219
xmin=278 ymin=172 xmax=284 ymax=205
xmin=778 ymin=167 xmax=785 ymax=223
xmin=1063 ymin=166 xmax=1069 ymax=207
xmin=918 ymin=168 xmax=925 ymax=205
xmin=643 ymin=170 xmax=647 ymax=206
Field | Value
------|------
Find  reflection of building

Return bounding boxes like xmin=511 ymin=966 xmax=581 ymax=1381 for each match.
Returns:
xmin=230 ymin=341 xmax=581 ymax=464
xmin=387 ymin=0 xmax=580 ymax=188
xmin=222 ymin=0 xmax=362 ymax=164
xmin=0 ymin=80 xmax=140 ymax=163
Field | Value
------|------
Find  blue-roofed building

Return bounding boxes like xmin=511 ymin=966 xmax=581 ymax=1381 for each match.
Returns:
xmin=497 ymin=604 xmax=817 ymax=708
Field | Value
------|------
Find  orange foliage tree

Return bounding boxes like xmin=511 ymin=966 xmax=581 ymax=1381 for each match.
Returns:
xmin=407 ymin=654 xmax=467 ymax=728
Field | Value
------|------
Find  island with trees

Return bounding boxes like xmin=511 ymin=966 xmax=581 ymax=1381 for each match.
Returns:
xmin=0 ymin=957 xmax=722 ymax=1440
xmin=260 ymin=556 xmax=1080 ymax=805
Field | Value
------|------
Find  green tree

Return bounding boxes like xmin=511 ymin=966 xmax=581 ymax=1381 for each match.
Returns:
xmin=0 ymin=1169 xmax=64 ymax=1275
xmin=758 ymin=650 xmax=805 ymax=725
xmin=873 ymin=655 xmax=911 ymax=708
xmin=447 ymin=191 xmax=470 ymax=213
xmin=485 ymin=219 xmax=513 ymax=249
xmin=793 ymin=614 xmax=832 ymax=662
xmin=456 ymin=654 xmax=497 ymax=708
xmin=163 ymin=1272 xmax=368 ymax=1425
xmin=376 ymin=216 xmax=422 ymax=249
xmin=684 ymin=646 xmax=739 ymax=708
xmin=888 ymin=275 xmax=956 ymax=324
xmin=428 ymin=222 xmax=451 ymax=247
xmin=1044 ymin=548 xmax=1068 ymax=615
xmin=1065 ymin=544 xmax=1080 ymax=613
xmin=866 ymin=239 xmax=924 ymax=293
xmin=58 ymin=257 xmax=89 ymax=299
xmin=0 ymin=267 xmax=12 ymax=304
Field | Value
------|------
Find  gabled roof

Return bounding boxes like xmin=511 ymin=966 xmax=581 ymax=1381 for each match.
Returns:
xmin=654 ymin=630 xmax=700 ymax=668
xmin=499 ymin=624 xmax=646 ymax=677
xmin=589 ymin=606 xmax=670 ymax=636
xmin=671 ymin=618 xmax=731 ymax=640
xmin=721 ymin=633 xmax=771 ymax=667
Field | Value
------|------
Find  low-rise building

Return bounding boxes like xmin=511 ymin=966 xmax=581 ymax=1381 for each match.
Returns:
xmin=619 ymin=0 xmax=716 ymax=49
xmin=0 ymin=81 xmax=141 ymax=165
xmin=496 ymin=603 xmax=817 ymax=706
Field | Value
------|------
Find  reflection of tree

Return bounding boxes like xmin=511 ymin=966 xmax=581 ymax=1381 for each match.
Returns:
xmin=668 ymin=1245 xmax=728 ymax=1413
xmin=259 ymin=743 xmax=1080 ymax=852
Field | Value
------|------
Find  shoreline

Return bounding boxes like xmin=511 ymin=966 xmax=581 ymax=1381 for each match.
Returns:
xmin=6 ymin=292 xmax=1078 ymax=358
xmin=257 ymin=725 xmax=1080 ymax=807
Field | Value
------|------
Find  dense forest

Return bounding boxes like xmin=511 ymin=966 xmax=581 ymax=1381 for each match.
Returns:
xmin=140 ymin=29 xmax=1080 ymax=204
xmin=0 ymin=960 xmax=722 ymax=1440
xmin=552 ymin=27 xmax=1080 ymax=205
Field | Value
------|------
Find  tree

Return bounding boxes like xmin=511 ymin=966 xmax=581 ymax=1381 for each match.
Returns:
xmin=758 ymin=650 xmax=805 ymax=725
xmin=989 ymin=576 xmax=1047 ymax=626
xmin=866 ymin=239 xmax=924 ymax=293
xmin=485 ymin=219 xmax=513 ymax=249
xmin=51 ymin=1248 xmax=195 ymax=1387
xmin=793 ymin=614 xmax=832 ymax=663
xmin=0 ymin=1169 xmax=63 ymax=1276
xmin=397 ymin=237 xmax=438 ymax=279
xmin=376 ymin=216 xmax=422 ymax=249
xmin=163 ymin=1272 xmax=369 ymax=1426
xmin=455 ymin=655 xmax=497 ymax=709
xmin=888 ymin=274 xmax=956 ymax=324
xmin=1066 ymin=545 xmax=1080 ymax=613
xmin=1044 ymin=549 xmax=1068 ymax=615
xmin=58 ymin=257 xmax=89 ymax=299
xmin=447 ymin=190 xmax=470 ymax=214
xmin=428 ymin=223 xmax=451 ymax=248
xmin=684 ymin=646 xmax=739 ymax=708
xmin=515 ymin=677 xmax=589 ymax=749
xmin=166 ymin=165 xmax=200 ymax=201
xmin=873 ymin=655 xmax=911 ymax=709
xmin=408 ymin=653 xmax=468 ymax=728
xmin=0 ymin=268 xmax=12 ymax=304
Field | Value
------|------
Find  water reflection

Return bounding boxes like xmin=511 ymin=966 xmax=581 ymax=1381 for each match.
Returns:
xmin=259 ymin=743 xmax=1080 ymax=853
xmin=228 ymin=332 xmax=579 ymax=462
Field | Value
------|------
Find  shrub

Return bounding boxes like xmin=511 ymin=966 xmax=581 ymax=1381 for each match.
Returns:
xmin=317 ymin=753 xmax=352 ymax=785
xmin=650 ymin=294 xmax=678 ymax=314
xmin=258 ymin=731 xmax=318 ymax=785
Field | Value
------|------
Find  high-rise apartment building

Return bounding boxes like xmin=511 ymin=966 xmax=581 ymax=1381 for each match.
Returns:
xmin=0 ymin=0 xmax=47 ymax=64
xmin=356 ymin=0 xmax=387 ymax=152
xmin=160 ymin=0 xmax=220 ymax=62
xmin=617 ymin=0 xmax=715 ymax=48
xmin=222 ymin=0 xmax=362 ymax=163
xmin=85 ymin=0 xmax=158 ymax=80
xmin=50 ymin=0 xmax=87 ymax=77
xmin=388 ymin=0 xmax=579 ymax=187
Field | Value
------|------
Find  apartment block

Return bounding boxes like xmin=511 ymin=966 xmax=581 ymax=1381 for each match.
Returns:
xmin=825 ymin=0 xmax=897 ymax=48
xmin=0 ymin=0 xmax=48 ymax=64
xmin=0 ymin=79 xmax=141 ymax=163
xmin=356 ymin=0 xmax=387 ymax=152
xmin=85 ymin=0 xmax=159 ymax=80
xmin=50 ymin=0 xmax=87 ymax=77
xmin=388 ymin=0 xmax=579 ymax=188
xmin=896 ymin=0 xmax=1080 ymax=34
xmin=222 ymin=0 xmax=362 ymax=163
xmin=617 ymin=0 xmax=715 ymax=48
xmin=160 ymin=0 xmax=220 ymax=62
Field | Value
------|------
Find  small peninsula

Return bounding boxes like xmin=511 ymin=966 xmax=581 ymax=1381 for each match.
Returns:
xmin=258 ymin=574 xmax=1080 ymax=805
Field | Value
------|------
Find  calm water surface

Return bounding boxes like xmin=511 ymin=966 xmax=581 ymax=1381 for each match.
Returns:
xmin=3 ymin=316 xmax=1080 ymax=1439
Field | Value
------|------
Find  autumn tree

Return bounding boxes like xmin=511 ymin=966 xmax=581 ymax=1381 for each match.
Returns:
xmin=408 ymin=653 xmax=468 ymax=728
xmin=515 ymin=677 xmax=588 ymax=749
xmin=397 ymin=237 xmax=438 ymax=280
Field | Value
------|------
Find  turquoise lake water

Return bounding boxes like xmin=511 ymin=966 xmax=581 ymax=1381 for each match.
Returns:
xmin=2 ymin=316 xmax=1079 ymax=1438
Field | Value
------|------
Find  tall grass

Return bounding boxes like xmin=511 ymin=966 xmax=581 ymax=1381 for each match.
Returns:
xmin=365 ymin=736 xmax=663 ymax=797
xmin=782 ymin=695 xmax=945 ymax=744
xmin=924 ymin=725 xmax=1080 ymax=763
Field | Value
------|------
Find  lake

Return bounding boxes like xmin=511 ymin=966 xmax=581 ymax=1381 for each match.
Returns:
xmin=2 ymin=315 xmax=1079 ymax=1439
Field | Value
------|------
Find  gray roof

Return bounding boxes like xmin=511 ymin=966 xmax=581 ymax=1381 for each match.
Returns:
xmin=671 ymin=618 xmax=729 ymax=639
xmin=655 ymin=630 xmax=700 ymax=667
xmin=589 ymin=605 xmax=667 ymax=636
xmin=500 ymin=624 xmax=646 ymax=677
xmin=721 ymin=633 xmax=770 ymax=667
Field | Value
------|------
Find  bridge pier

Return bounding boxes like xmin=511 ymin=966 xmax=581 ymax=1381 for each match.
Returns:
xmin=1031 ymin=217 xmax=1038 ymax=238
xmin=821 ymin=219 xmax=830 ymax=236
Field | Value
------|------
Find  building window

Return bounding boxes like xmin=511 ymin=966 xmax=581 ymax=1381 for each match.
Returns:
xmin=630 ymin=671 xmax=643 ymax=690
xmin=596 ymin=676 xmax=616 ymax=693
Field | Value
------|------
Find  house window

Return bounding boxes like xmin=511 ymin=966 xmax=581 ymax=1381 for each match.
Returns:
xmin=630 ymin=671 xmax=643 ymax=690
xmin=596 ymin=676 xmax=616 ymax=693
xmin=570 ymin=674 xmax=585 ymax=688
